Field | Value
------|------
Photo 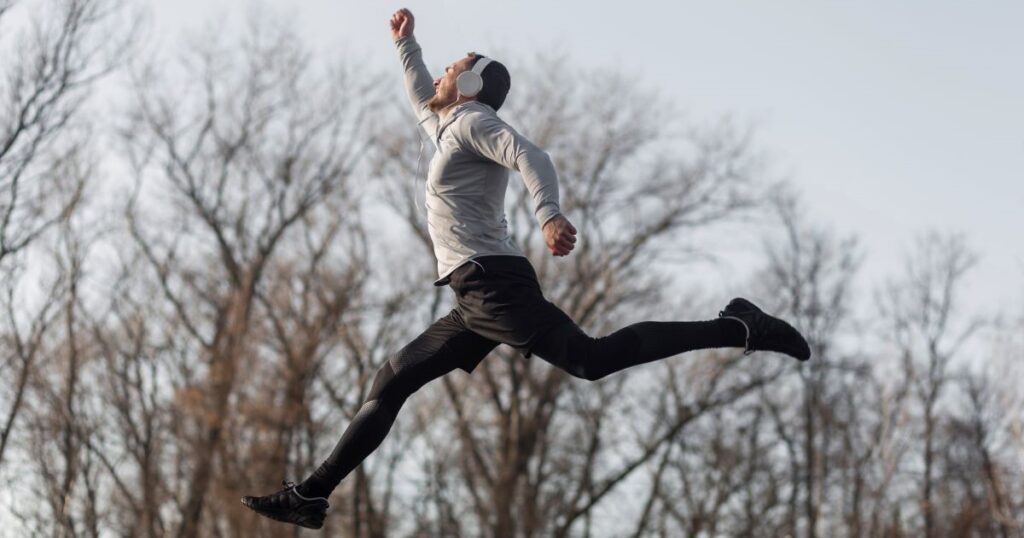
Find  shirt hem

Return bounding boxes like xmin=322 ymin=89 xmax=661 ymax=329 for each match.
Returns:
xmin=433 ymin=252 xmax=529 ymax=286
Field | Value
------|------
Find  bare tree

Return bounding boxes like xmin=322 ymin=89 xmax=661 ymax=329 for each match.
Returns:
xmin=120 ymin=13 xmax=380 ymax=536
xmin=0 ymin=251 xmax=64 ymax=468
xmin=12 ymin=209 xmax=105 ymax=538
xmin=757 ymin=189 xmax=863 ymax=538
xmin=952 ymin=372 xmax=1017 ymax=537
xmin=879 ymin=230 xmax=983 ymax=537
xmin=0 ymin=0 xmax=128 ymax=471
xmin=0 ymin=0 xmax=130 ymax=264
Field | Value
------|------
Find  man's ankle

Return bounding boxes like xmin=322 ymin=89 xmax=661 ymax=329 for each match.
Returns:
xmin=718 ymin=317 xmax=748 ymax=348
xmin=295 ymin=481 xmax=329 ymax=500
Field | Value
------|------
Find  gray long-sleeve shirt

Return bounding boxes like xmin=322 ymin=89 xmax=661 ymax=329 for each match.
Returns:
xmin=395 ymin=35 xmax=562 ymax=286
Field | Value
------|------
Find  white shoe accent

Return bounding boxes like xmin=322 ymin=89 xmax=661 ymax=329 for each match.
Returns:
xmin=719 ymin=315 xmax=753 ymax=355
xmin=289 ymin=485 xmax=329 ymax=503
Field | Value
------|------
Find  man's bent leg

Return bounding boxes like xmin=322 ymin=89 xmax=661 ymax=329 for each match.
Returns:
xmin=299 ymin=310 xmax=498 ymax=498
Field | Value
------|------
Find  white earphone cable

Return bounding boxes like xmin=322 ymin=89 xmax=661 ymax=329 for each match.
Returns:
xmin=414 ymin=115 xmax=432 ymax=212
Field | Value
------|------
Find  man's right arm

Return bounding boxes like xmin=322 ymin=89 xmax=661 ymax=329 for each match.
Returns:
xmin=394 ymin=35 xmax=438 ymax=138
xmin=390 ymin=10 xmax=437 ymax=137
xmin=389 ymin=23 xmax=438 ymax=138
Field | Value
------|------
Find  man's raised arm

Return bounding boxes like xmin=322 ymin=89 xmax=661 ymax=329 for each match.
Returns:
xmin=389 ymin=9 xmax=438 ymax=138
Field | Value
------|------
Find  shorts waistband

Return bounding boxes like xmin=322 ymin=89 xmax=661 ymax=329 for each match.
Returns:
xmin=448 ymin=255 xmax=535 ymax=289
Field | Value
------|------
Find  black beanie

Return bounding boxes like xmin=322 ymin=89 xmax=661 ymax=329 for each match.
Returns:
xmin=470 ymin=55 xmax=511 ymax=111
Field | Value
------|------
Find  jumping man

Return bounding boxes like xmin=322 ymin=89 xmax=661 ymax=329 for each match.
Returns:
xmin=241 ymin=8 xmax=811 ymax=529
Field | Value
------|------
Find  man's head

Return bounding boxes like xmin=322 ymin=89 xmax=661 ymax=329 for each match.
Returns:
xmin=427 ymin=52 xmax=511 ymax=113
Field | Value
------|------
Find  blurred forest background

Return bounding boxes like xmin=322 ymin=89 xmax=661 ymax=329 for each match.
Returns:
xmin=1 ymin=0 xmax=1021 ymax=536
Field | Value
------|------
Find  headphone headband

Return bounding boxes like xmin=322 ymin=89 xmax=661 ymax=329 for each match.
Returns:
xmin=472 ymin=57 xmax=493 ymax=76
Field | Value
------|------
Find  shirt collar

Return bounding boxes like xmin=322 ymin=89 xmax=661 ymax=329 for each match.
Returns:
xmin=436 ymin=101 xmax=486 ymax=143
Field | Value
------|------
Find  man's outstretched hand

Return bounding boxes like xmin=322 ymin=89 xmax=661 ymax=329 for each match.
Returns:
xmin=543 ymin=215 xmax=577 ymax=257
xmin=390 ymin=8 xmax=414 ymax=41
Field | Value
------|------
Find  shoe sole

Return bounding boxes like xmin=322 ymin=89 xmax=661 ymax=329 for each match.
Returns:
xmin=241 ymin=497 xmax=328 ymax=529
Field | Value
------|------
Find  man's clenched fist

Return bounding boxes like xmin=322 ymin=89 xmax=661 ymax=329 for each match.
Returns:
xmin=389 ymin=8 xmax=414 ymax=41
xmin=543 ymin=215 xmax=577 ymax=257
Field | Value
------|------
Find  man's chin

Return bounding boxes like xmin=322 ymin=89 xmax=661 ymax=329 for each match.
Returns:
xmin=427 ymin=96 xmax=455 ymax=113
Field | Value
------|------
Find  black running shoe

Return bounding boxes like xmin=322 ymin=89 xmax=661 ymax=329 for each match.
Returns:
xmin=718 ymin=297 xmax=811 ymax=361
xmin=241 ymin=480 xmax=329 ymax=529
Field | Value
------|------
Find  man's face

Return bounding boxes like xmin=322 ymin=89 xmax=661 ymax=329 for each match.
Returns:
xmin=427 ymin=56 xmax=475 ymax=113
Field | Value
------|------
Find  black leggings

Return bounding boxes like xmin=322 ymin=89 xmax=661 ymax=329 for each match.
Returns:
xmin=299 ymin=312 xmax=745 ymax=498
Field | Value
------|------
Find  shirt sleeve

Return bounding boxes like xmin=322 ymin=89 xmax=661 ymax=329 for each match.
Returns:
xmin=455 ymin=112 xmax=563 ymax=228
xmin=394 ymin=35 xmax=439 ymax=141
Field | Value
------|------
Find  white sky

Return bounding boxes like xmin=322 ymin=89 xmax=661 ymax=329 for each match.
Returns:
xmin=150 ymin=0 xmax=1024 ymax=320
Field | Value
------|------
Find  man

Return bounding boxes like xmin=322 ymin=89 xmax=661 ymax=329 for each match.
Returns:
xmin=241 ymin=8 xmax=810 ymax=530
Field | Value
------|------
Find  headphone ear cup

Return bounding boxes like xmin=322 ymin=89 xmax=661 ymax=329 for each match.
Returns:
xmin=456 ymin=71 xmax=483 ymax=97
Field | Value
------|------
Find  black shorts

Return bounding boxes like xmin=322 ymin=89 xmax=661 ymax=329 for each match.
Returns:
xmin=391 ymin=255 xmax=578 ymax=376
xmin=451 ymin=255 xmax=577 ymax=359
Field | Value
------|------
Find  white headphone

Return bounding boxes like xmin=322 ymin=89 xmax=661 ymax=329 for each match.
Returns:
xmin=456 ymin=56 xmax=494 ymax=97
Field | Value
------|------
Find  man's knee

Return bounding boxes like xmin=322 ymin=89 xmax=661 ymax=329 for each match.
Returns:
xmin=368 ymin=348 xmax=430 ymax=403
xmin=542 ymin=331 xmax=608 ymax=382
xmin=361 ymin=367 xmax=403 ymax=419
xmin=367 ymin=361 xmax=398 ymax=401
xmin=568 ymin=351 xmax=608 ymax=382
xmin=566 ymin=363 xmax=605 ymax=382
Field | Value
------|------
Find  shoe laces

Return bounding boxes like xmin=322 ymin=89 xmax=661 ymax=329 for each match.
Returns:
xmin=270 ymin=480 xmax=299 ymax=498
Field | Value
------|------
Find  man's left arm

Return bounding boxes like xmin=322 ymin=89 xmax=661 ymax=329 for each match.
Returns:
xmin=458 ymin=114 xmax=577 ymax=256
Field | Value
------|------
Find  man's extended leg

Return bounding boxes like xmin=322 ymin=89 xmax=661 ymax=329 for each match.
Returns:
xmin=529 ymin=297 xmax=810 ymax=381
xmin=242 ymin=309 xmax=497 ymax=528
xmin=528 ymin=318 xmax=742 ymax=381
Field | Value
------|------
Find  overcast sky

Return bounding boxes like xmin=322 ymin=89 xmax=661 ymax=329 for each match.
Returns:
xmin=146 ymin=0 xmax=1024 ymax=323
